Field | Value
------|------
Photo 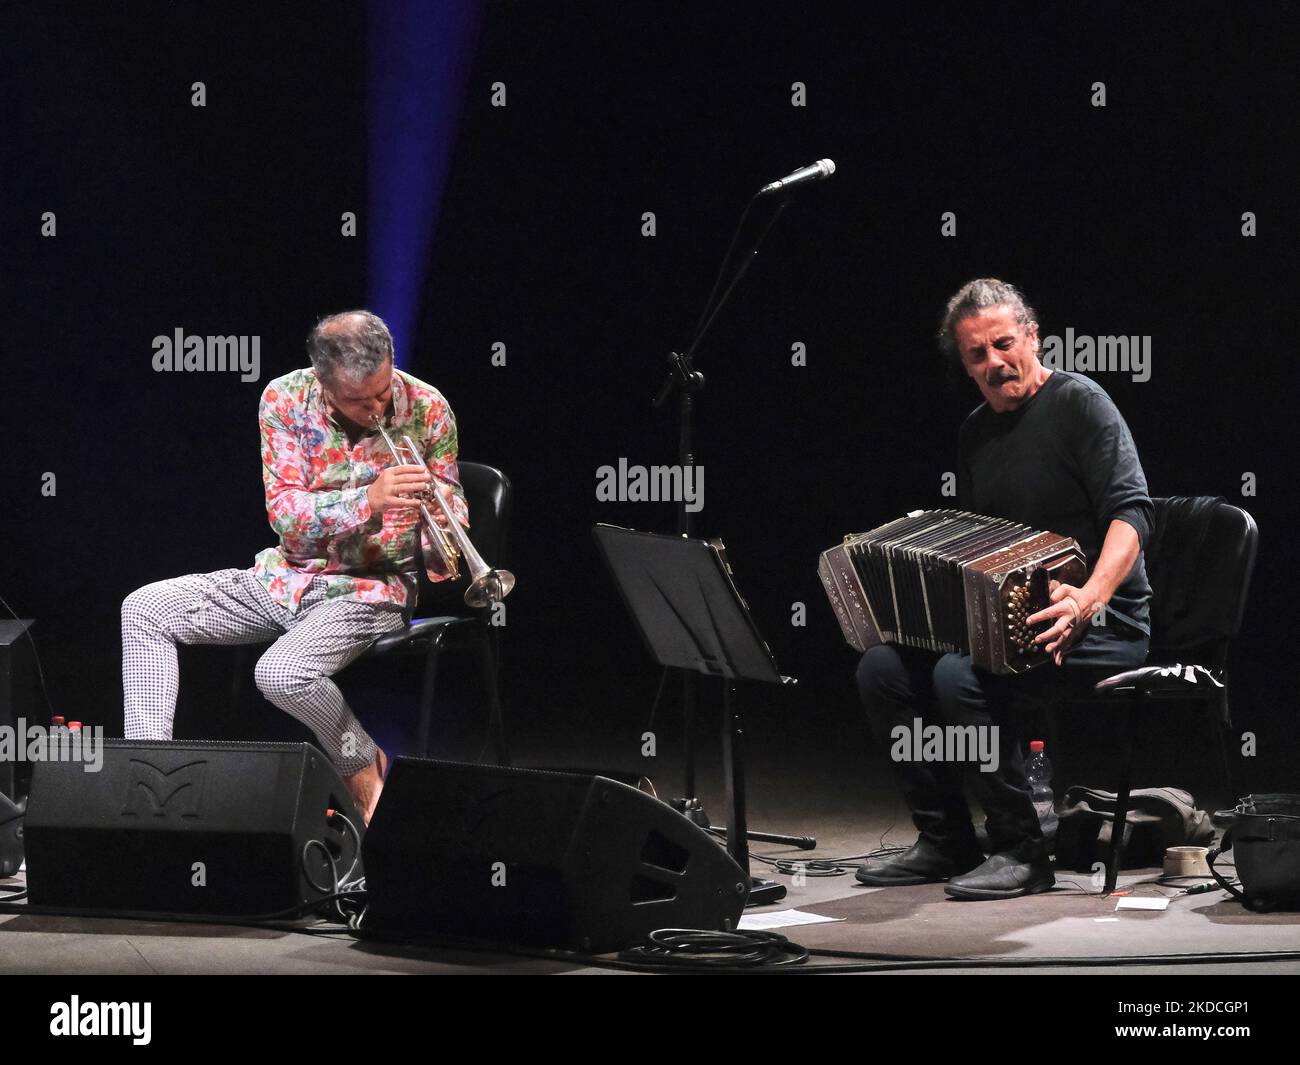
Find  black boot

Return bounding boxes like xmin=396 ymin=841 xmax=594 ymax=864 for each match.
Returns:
xmin=949 ymin=734 xmax=1055 ymax=899
xmin=943 ymin=836 xmax=1054 ymax=900
xmin=856 ymin=834 xmax=986 ymax=886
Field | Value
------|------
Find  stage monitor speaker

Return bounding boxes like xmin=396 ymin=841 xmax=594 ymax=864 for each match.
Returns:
xmin=360 ymin=759 xmax=749 ymax=953
xmin=25 ymin=740 xmax=362 ymax=917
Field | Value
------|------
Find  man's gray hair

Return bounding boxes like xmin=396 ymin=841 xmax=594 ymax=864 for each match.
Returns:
xmin=937 ymin=278 xmax=1039 ymax=367
xmin=306 ymin=310 xmax=394 ymax=385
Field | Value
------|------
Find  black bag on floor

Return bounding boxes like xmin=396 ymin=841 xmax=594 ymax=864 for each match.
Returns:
xmin=1054 ymin=786 xmax=1215 ymax=871
xmin=1209 ymin=794 xmax=1300 ymax=912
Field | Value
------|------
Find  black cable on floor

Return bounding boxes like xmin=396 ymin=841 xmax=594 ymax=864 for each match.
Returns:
xmin=618 ymin=928 xmax=808 ymax=968
xmin=763 ymin=853 xmax=899 ymax=877
xmin=354 ymin=924 xmax=1300 ymax=975
xmin=0 ymin=890 xmax=364 ymax=929
xmin=703 ymin=826 xmax=904 ymax=876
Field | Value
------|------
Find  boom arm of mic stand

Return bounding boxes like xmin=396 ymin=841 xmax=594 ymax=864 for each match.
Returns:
xmin=651 ymin=192 xmax=789 ymax=410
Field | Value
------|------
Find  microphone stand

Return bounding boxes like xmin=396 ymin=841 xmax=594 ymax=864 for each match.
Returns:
xmin=651 ymin=188 xmax=816 ymax=893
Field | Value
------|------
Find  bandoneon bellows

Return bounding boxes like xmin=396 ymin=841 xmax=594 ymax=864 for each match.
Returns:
xmin=818 ymin=510 xmax=1086 ymax=674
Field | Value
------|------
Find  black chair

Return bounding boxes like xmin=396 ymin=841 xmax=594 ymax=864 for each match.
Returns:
xmin=1081 ymin=496 xmax=1258 ymax=893
xmin=363 ymin=461 xmax=513 ymax=764
xmin=229 ymin=461 xmax=513 ymax=765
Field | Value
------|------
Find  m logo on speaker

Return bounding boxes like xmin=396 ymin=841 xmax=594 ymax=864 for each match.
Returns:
xmin=123 ymin=759 xmax=207 ymax=817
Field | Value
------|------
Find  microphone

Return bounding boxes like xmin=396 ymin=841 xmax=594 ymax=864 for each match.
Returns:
xmin=756 ymin=158 xmax=836 ymax=196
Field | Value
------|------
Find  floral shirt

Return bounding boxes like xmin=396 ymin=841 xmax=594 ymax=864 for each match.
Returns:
xmin=252 ymin=366 xmax=469 ymax=615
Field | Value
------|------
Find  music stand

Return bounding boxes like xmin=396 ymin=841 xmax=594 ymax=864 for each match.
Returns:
xmin=594 ymin=524 xmax=805 ymax=906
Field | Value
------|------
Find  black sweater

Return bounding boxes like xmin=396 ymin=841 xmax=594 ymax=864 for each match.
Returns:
xmin=958 ymin=370 xmax=1152 ymax=635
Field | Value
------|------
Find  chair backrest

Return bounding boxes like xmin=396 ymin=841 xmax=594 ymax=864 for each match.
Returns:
xmin=418 ymin=461 xmax=513 ymax=612
xmin=1145 ymin=496 xmax=1258 ymax=666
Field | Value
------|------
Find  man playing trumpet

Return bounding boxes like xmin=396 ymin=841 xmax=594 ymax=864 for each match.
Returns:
xmin=121 ymin=310 xmax=467 ymax=822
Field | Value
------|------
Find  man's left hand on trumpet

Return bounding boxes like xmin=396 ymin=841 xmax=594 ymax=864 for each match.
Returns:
xmin=421 ymin=479 xmax=457 ymax=528
xmin=396 ymin=471 xmax=456 ymax=528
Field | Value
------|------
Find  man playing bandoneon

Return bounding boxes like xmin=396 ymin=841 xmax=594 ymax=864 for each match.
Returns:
xmin=855 ymin=279 xmax=1152 ymax=899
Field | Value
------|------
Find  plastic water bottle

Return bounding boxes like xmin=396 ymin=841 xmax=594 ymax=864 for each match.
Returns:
xmin=1026 ymin=739 xmax=1058 ymax=847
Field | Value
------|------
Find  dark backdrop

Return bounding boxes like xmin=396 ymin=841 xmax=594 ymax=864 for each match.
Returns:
xmin=4 ymin=2 xmax=1295 ymax=790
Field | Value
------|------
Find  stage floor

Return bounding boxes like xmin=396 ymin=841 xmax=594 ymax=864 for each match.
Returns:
xmin=3 ymin=732 xmax=1298 ymax=975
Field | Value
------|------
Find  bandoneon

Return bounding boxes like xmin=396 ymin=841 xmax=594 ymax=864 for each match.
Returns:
xmin=819 ymin=510 xmax=1086 ymax=674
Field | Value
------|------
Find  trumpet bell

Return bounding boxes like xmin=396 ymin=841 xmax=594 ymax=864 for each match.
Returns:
xmin=465 ymin=569 xmax=516 ymax=609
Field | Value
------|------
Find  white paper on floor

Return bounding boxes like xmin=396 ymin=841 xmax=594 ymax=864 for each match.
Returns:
xmin=738 ymin=909 xmax=845 ymax=931
xmin=1115 ymin=896 xmax=1170 ymax=911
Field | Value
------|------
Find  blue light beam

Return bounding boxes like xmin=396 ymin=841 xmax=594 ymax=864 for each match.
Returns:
xmin=366 ymin=0 xmax=483 ymax=367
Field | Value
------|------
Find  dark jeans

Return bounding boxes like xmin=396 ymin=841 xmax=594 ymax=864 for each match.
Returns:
xmin=856 ymin=627 xmax=1149 ymax=858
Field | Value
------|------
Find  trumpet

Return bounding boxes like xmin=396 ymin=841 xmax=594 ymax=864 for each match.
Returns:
xmin=370 ymin=415 xmax=515 ymax=607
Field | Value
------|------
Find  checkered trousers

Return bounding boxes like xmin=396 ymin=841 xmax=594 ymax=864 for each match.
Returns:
xmin=121 ymin=568 xmax=407 ymax=775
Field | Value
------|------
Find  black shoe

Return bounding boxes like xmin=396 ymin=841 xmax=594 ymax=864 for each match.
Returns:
xmin=855 ymin=836 xmax=985 ymax=887
xmin=943 ymin=851 xmax=1055 ymax=900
